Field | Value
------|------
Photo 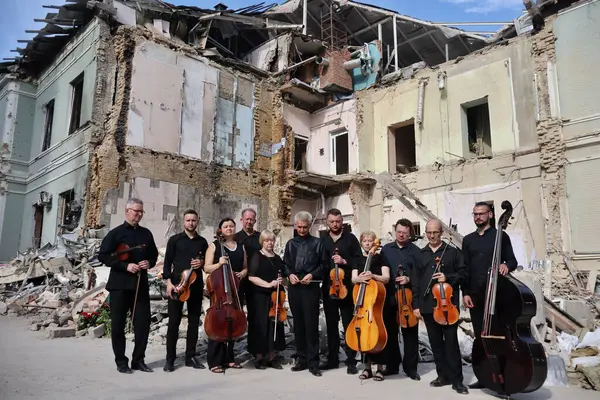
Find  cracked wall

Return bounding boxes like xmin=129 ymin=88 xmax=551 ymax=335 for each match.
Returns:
xmin=85 ymin=26 xmax=284 ymax=245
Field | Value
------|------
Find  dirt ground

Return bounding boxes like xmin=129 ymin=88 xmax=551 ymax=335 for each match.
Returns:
xmin=0 ymin=315 xmax=596 ymax=400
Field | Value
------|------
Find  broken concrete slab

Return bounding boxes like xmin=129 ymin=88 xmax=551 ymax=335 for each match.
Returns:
xmin=48 ymin=327 xmax=76 ymax=339
xmin=88 ymin=324 xmax=106 ymax=339
xmin=0 ymin=301 xmax=7 ymax=315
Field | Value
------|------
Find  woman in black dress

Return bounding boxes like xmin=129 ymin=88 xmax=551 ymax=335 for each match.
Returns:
xmin=247 ymin=230 xmax=286 ymax=369
xmin=204 ymin=217 xmax=248 ymax=373
xmin=351 ymin=230 xmax=391 ymax=382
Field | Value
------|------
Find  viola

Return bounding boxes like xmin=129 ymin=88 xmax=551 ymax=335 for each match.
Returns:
xmin=269 ymin=269 xmax=287 ymax=342
xmin=111 ymin=243 xmax=146 ymax=262
xmin=346 ymin=238 xmax=387 ymax=354
xmin=471 ymin=200 xmax=548 ymax=396
xmin=429 ymin=246 xmax=460 ymax=326
xmin=329 ymin=248 xmax=348 ymax=300
xmin=395 ymin=264 xmax=418 ymax=328
xmin=204 ymin=229 xmax=248 ymax=342
xmin=172 ymin=251 xmax=203 ymax=302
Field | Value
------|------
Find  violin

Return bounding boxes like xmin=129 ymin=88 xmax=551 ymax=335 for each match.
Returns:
xmin=329 ymin=248 xmax=348 ymax=300
xmin=172 ymin=251 xmax=203 ymax=302
xmin=428 ymin=241 xmax=460 ymax=326
xmin=471 ymin=200 xmax=548 ymax=396
xmin=395 ymin=264 xmax=418 ymax=328
xmin=345 ymin=238 xmax=387 ymax=354
xmin=204 ymin=229 xmax=248 ymax=342
xmin=269 ymin=269 xmax=286 ymax=342
xmin=111 ymin=243 xmax=146 ymax=262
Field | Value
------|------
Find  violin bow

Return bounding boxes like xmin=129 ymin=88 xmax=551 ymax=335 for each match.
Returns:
xmin=274 ymin=269 xmax=280 ymax=342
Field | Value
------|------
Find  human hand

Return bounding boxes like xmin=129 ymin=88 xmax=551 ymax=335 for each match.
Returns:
xmin=289 ymin=274 xmax=300 ymax=285
xmin=414 ymin=309 xmax=422 ymax=320
xmin=127 ymin=263 xmax=140 ymax=274
xmin=397 ymin=276 xmax=409 ymax=285
xmin=190 ymin=258 xmax=203 ymax=269
xmin=332 ymin=255 xmax=345 ymax=264
xmin=432 ymin=272 xmax=446 ymax=283
xmin=301 ymin=274 xmax=313 ymax=284
xmin=218 ymin=256 xmax=228 ymax=266
xmin=499 ymin=264 xmax=509 ymax=276
xmin=166 ymin=281 xmax=175 ymax=299
xmin=139 ymin=260 xmax=149 ymax=270
xmin=359 ymin=271 xmax=372 ymax=281
xmin=463 ymin=295 xmax=474 ymax=308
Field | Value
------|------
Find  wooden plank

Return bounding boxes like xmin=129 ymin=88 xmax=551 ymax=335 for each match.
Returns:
xmin=543 ymin=296 xmax=584 ymax=335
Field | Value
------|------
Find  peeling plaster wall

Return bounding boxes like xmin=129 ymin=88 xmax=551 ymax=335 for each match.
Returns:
xmin=283 ymin=99 xmax=359 ymax=175
xmin=290 ymin=193 xmax=356 ymax=236
xmin=244 ymin=33 xmax=292 ymax=72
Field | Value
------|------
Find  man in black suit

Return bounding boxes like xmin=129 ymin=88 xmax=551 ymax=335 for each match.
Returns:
xmin=98 ymin=198 xmax=159 ymax=374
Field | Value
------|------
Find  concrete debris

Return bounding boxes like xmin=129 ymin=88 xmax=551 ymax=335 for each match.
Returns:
xmin=553 ymin=328 xmax=600 ymax=391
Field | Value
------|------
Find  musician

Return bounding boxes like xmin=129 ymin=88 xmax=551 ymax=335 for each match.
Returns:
xmin=247 ymin=230 xmax=286 ymax=370
xmin=351 ymin=231 xmax=391 ymax=382
xmin=204 ymin=217 xmax=248 ymax=373
xmin=97 ymin=198 xmax=159 ymax=374
xmin=283 ymin=211 xmax=327 ymax=377
xmin=412 ymin=219 xmax=469 ymax=395
xmin=162 ymin=209 xmax=209 ymax=372
xmin=235 ymin=208 xmax=261 ymax=307
xmin=320 ymin=208 xmax=362 ymax=375
xmin=462 ymin=201 xmax=517 ymax=389
xmin=380 ymin=218 xmax=420 ymax=379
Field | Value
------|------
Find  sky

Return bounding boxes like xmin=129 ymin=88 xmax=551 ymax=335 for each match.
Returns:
xmin=0 ymin=0 xmax=527 ymax=61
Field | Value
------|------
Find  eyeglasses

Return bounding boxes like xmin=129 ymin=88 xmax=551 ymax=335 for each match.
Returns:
xmin=127 ymin=208 xmax=145 ymax=214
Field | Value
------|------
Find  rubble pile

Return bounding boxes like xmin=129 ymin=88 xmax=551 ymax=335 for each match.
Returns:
xmin=556 ymin=328 xmax=600 ymax=390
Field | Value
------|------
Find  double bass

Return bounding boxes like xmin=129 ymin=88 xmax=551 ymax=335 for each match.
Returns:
xmin=345 ymin=238 xmax=387 ymax=354
xmin=204 ymin=229 xmax=248 ymax=342
xmin=395 ymin=264 xmax=418 ymax=328
xmin=471 ymin=200 xmax=548 ymax=396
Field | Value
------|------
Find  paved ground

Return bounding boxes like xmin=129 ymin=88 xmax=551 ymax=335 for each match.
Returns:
xmin=0 ymin=315 xmax=597 ymax=400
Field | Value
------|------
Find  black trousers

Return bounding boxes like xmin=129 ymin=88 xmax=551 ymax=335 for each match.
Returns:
xmin=423 ymin=313 xmax=464 ymax=384
xmin=289 ymin=283 xmax=321 ymax=368
xmin=207 ymin=339 xmax=236 ymax=369
xmin=166 ymin=284 xmax=203 ymax=362
xmin=469 ymin=291 xmax=487 ymax=339
xmin=398 ymin=323 xmax=420 ymax=375
xmin=322 ymin=291 xmax=356 ymax=365
xmin=109 ymin=288 xmax=151 ymax=368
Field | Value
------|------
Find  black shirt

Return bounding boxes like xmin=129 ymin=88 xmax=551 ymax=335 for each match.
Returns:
xmin=163 ymin=231 xmax=209 ymax=286
xmin=97 ymin=221 xmax=159 ymax=291
xmin=213 ymin=240 xmax=246 ymax=273
xmin=380 ymin=241 xmax=420 ymax=291
xmin=462 ymin=227 xmax=518 ymax=296
xmin=235 ymin=229 xmax=261 ymax=264
xmin=248 ymin=251 xmax=284 ymax=295
xmin=412 ymin=243 xmax=469 ymax=313
xmin=321 ymin=231 xmax=363 ymax=292
xmin=354 ymin=250 xmax=393 ymax=306
xmin=283 ymin=234 xmax=327 ymax=280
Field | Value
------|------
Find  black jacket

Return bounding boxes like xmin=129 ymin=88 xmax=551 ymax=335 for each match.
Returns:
xmin=283 ymin=234 xmax=327 ymax=280
xmin=321 ymin=231 xmax=363 ymax=292
xmin=97 ymin=221 xmax=159 ymax=292
xmin=412 ymin=243 xmax=468 ymax=313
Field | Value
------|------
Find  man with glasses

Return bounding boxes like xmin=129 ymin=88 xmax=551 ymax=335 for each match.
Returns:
xmin=412 ymin=219 xmax=469 ymax=395
xmin=462 ymin=202 xmax=518 ymax=389
xmin=98 ymin=197 xmax=159 ymax=374
xmin=380 ymin=218 xmax=421 ymax=380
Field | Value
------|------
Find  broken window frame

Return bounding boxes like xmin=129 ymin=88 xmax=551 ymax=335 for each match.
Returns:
xmin=42 ymin=99 xmax=55 ymax=152
xmin=462 ymin=97 xmax=492 ymax=158
xmin=57 ymin=189 xmax=75 ymax=231
xmin=388 ymin=119 xmax=417 ymax=174
xmin=32 ymin=204 xmax=44 ymax=250
xmin=330 ymin=129 xmax=349 ymax=175
xmin=68 ymin=73 xmax=85 ymax=135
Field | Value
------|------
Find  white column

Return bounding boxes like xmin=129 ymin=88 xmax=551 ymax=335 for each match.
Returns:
xmin=303 ymin=0 xmax=308 ymax=35
xmin=393 ymin=15 xmax=398 ymax=72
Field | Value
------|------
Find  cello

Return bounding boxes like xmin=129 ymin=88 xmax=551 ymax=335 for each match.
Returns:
xmin=329 ymin=248 xmax=348 ymax=300
xmin=204 ymin=229 xmax=248 ymax=342
xmin=345 ymin=238 xmax=387 ymax=354
xmin=471 ymin=200 xmax=548 ymax=396
xmin=395 ymin=264 xmax=418 ymax=328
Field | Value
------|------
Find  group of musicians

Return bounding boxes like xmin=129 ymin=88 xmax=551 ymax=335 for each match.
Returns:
xmin=97 ymin=199 xmax=518 ymax=395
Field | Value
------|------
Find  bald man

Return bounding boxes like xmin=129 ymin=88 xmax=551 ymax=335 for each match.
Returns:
xmin=412 ymin=219 xmax=469 ymax=395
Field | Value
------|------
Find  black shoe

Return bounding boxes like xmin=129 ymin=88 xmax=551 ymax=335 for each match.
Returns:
xmin=185 ymin=357 xmax=206 ymax=370
xmin=309 ymin=367 xmax=322 ymax=377
xmin=254 ymin=359 xmax=267 ymax=370
xmin=131 ymin=362 xmax=153 ymax=372
xmin=469 ymin=381 xmax=484 ymax=389
xmin=453 ymin=383 xmax=469 ymax=394
xmin=163 ymin=361 xmax=175 ymax=372
xmin=266 ymin=360 xmax=283 ymax=370
xmin=408 ymin=372 xmax=421 ymax=381
xmin=346 ymin=364 xmax=358 ymax=375
xmin=319 ymin=361 xmax=339 ymax=370
xmin=291 ymin=363 xmax=307 ymax=372
xmin=117 ymin=365 xmax=133 ymax=374
xmin=430 ymin=377 xmax=451 ymax=387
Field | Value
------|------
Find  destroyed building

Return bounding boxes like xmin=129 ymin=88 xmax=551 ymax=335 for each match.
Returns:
xmin=1 ymin=1 xmax=599 ymax=297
